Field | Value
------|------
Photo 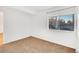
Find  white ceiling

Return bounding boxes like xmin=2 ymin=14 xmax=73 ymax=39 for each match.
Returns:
xmin=24 ymin=6 xmax=53 ymax=12
xmin=8 ymin=6 xmax=74 ymax=15
xmin=8 ymin=6 xmax=54 ymax=14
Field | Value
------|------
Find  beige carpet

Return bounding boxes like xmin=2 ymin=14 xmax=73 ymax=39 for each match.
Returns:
xmin=0 ymin=36 xmax=75 ymax=53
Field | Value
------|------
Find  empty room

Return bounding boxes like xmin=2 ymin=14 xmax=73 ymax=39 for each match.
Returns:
xmin=0 ymin=6 xmax=79 ymax=53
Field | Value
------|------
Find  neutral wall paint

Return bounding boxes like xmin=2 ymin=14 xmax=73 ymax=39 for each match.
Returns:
xmin=0 ymin=12 xmax=3 ymax=33
xmin=0 ymin=7 xmax=77 ymax=49
xmin=31 ymin=7 xmax=77 ymax=48
xmin=77 ymin=7 xmax=79 ymax=52
xmin=76 ymin=14 xmax=79 ymax=52
xmin=0 ymin=7 xmax=33 ymax=43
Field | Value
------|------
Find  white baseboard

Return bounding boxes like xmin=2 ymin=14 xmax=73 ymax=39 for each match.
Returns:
xmin=75 ymin=50 xmax=79 ymax=53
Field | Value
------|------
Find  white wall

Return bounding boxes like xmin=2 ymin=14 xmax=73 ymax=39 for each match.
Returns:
xmin=0 ymin=7 xmax=33 ymax=43
xmin=0 ymin=12 xmax=3 ymax=33
xmin=0 ymin=6 xmax=77 ymax=49
xmin=76 ymin=7 xmax=79 ymax=52
xmin=31 ymin=7 xmax=77 ymax=49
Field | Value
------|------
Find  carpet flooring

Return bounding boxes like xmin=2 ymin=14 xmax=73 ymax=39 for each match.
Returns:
xmin=0 ymin=36 xmax=75 ymax=53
